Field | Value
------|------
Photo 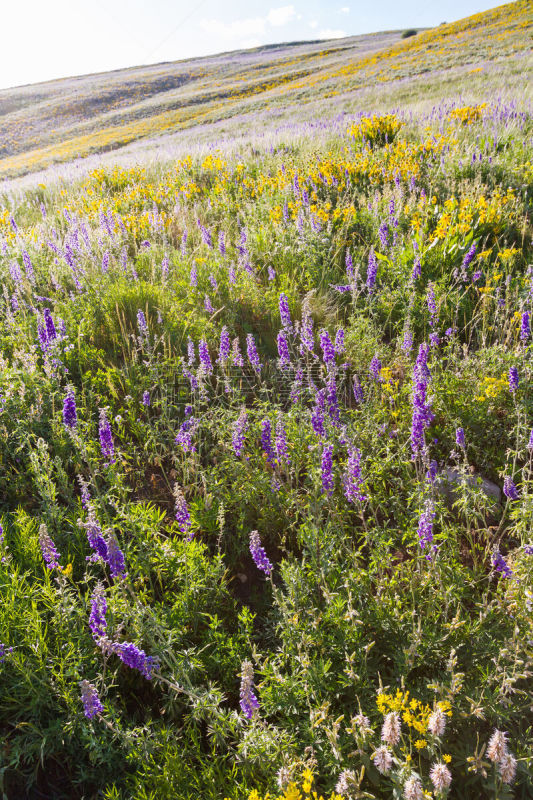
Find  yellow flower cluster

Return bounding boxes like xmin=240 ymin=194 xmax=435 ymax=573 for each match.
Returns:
xmin=348 ymin=114 xmax=403 ymax=146
xmin=475 ymin=374 xmax=509 ymax=402
xmin=448 ymin=104 xmax=487 ymax=125
xmin=229 ymin=771 xmax=344 ymax=800
xmin=377 ymin=690 xmax=452 ymax=736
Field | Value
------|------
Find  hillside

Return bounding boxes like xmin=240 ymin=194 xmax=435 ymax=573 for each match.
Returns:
xmin=0 ymin=2 xmax=532 ymax=799
xmin=0 ymin=0 xmax=531 ymax=180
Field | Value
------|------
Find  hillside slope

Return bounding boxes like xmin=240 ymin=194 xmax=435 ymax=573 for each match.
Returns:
xmin=0 ymin=0 xmax=531 ymax=180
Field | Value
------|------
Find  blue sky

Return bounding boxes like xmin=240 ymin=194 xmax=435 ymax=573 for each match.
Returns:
xmin=1 ymin=0 xmax=509 ymax=90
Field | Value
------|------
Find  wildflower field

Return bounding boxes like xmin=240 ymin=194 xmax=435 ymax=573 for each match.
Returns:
xmin=1 ymin=2 xmax=533 ymax=799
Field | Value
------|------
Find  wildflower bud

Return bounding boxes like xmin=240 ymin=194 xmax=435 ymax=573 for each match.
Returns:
xmin=372 ymin=746 xmax=393 ymax=774
xmin=486 ymin=729 xmax=508 ymax=763
xmin=498 ymin=751 xmax=517 ymax=784
xmin=428 ymin=707 xmax=447 ymax=737
xmin=430 ymin=762 xmax=452 ymax=792
xmin=381 ymin=711 xmax=401 ymax=746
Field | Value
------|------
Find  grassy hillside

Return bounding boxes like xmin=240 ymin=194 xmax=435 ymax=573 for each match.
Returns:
xmin=0 ymin=0 xmax=531 ymax=179
xmin=0 ymin=3 xmax=532 ymax=800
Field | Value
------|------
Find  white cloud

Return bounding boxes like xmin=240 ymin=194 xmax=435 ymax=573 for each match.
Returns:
xmin=309 ymin=20 xmax=318 ymax=29
xmin=266 ymin=5 xmax=296 ymax=27
xmin=340 ymin=6 xmax=350 ymax=13
xmin=319 ymin=28 xmax=347 ymax=39
xmin=199 ymin=17 xmax=266 ymax=39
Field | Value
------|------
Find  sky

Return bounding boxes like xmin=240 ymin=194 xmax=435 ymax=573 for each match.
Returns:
xmin=1 ymin=0 xmax=509 ymax=90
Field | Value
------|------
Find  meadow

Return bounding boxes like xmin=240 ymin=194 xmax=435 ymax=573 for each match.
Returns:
xmin=0 ymin=2 xmax=533 ymax=799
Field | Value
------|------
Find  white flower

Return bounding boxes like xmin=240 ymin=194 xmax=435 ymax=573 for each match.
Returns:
xmin=372 ymin=745 xmax=393 ymax=774
xmin=487 ymin=729 xmax=508 ymax=763
xmin=381 ymin=711 xmax=401 ymax=746
xmin=403 ymin=776 xmax=424 ymax=800
xmin=430 ymin=761 xmax=452 ymax=792
xmin=498 ymin=751 xmax=517 ymax=784
xmin=276 ymin=766 xmax=291 ymax=790
xmin=335 ymin=769 xmax=357 ymax=795
xmin=352 ymin=713 xmax=372 ymax=734
xmin=428 ymin=707 xmax=447 ymax=737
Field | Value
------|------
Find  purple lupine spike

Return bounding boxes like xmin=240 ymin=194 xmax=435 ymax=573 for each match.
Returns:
xmin=197 ymin=219 xmax=212 ymax=248
xmin=352 ymin=375 xmax=364 ymax=404
xmin=345 ymin=250 xmax=354 ymax=279
xmin=369 ymin=355 xmax=382 ymax=381
xmin=249 ymin=530 xmax=273 ymax=576
xmin=508 ymin=366 xmax=519 ymax=394
xmin=417 ymin=499 xmax=436 ymax=559
xmin=344 ymin=447 xmax=365 ymax=502
xmin=39 ymin=524 xmax=60 ymax=569
xmin=232 ymin=408 xmax=248 ymax=457
xmin=101 ymin=251 xmax=110 ymax=274
xmin=378 ymin=222 xmax=389 ymax=249
xmin=411 ymin=256 xmax=421 ymax=282
xmin=427 ymin=284 xmax=438 ymax=326
xmin=334 ymin=329 xmax=345 ymax=355
xmin=411 ymin=343 xmax=433 ymax=458
xmin=246 ymin=334 xmax=261 ymax=372
xmin=267 ymin=265 xmax=276 ymax=282
xmin=77 ymin=475 xmax=91 ymax=510
xmin=113 ymin=641 xmax=158 ymax=679
xmin=175 ymin=411 xmax=198 ymax=453
xmin=231 ymin=337 xmax=244 ymax=367
xmin=79 ymin=513 xmax=108 ymax=562
xmin=187 ymin=337 xmax=195 ymax=367
xmin=456 ymin=427 xmax=465 ymax=448
xmin=261 ymin=419 xmax=275 ymax=465
xmin=105 ymin=534 xmax=126 ymax=579
xmin=492 ymin=550 xmax=512 ymax=579
xmin=319 ymin=329 xmax=335 ymax=368
xmin=366 ymin=248 xmax=378 ymax=293
xmin=22 ymin=250 xmax=35 ymax=284
xmin=300 ymin=314 xmax=314 ymax=354
xmin=277 ymin=331 xmax=290 ymax=369
xmin=63 ymin=389 xmax=77 ymax=430
xmin=208 ymin=274 xmax=218 ymax=291
xmin=327 ymin=376 xmax=340 ymax=427
xmin=43 ymin=309 xmax=56 ymax=341
xmin=240 ymin=659 xmax=260 ymax=718
xmin=189 ymin=264 xmax=197 ymax=287
xmin=503 ymin=476 xmax=519 ymax=500
xmin=198 ymin=339 xmax=213 ymax=375
xmin=528 ymin=429 xmax=533 ymax=452
xmin=142 ymin=391 xmax=151 ymax=407
xmin=137 ymin=310 xmax=148 ymax=335
xmin=98 ymin=409 xmax=115 ymax=464
xmin=402 ymin=328 xmax=413 ymax=353
xmin=279 ymin=293 xmax=292 ymax=330
xmin=321 ymin=444 xmax=334 ymax=495
xmin=218 ymin=326 xmax=231 ymax=364
xmin=80 ymin=680 xmax=103 ymax=718
xmin=161 ymin=256 xmax=169 ymax=280
xmin=275 ymin=417 xmax=289 ymax=463
xmin=204 ymin=294 xmax=215 ymax=313
xmin=89 ymin=583 xmax=107 ymax=640
xmin=311 ymin=389 xmax=326 ymax=438
xmin=461 ymin=242 xmax=477 ymax=278
xmin=173 ymin=485 xmax=192 ymax=539
xmin=520 ymin=311 xmax=530 ymax=343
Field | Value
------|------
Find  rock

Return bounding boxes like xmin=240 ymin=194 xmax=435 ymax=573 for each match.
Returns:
xmin=436 ymin=467 xmax=501 ymax=504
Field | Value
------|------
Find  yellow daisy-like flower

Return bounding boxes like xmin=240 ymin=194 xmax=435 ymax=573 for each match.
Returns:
xmin=443 ymin=754 xmax=452 ymax=763
xmin=415 ymin=739 xmax=427 ymax=750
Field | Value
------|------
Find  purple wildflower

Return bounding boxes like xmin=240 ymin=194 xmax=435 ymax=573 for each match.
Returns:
xmin=345 ymin=249 xmax=354 ymax=279
xmin=63 ymin=389 xmax=77 ymax=430
xmin=352 ymin=375 xmax=364 ymax=404
xmin=80 ymin=680 xmax=103 ymax=718
xmin=246 ymin=334 xmax=261 ymax=372
xmin=43 ymin=309 xmax=56 ymax=341
xmin=503 ymin=476 xmax=519 ymax=501
xmin=411 ymin=343 xmax=433 ymax=458
xmin=461 ymin=242 xmax=477 ymax=278
xmin=218 ymin=326 xmax=231 ymax=364
xmin=300 ymin=314 xmax=314 ymax=354
xmin=311 ymin=389 xmax=326 ymax=438
xmin=231 ymin=337 xmax=244 ymax=367
xmin=369 ymin=355 xmax=382 ymax=382
xmin=106 ymin=534 xmax=126 ymax=579
xmin=344 ymin=447 xmax=365 ymax=502
xmin=39 ymin=524 xmax=60 ymax=569
xmin=321 ymin=444 xmax=334 ymax=496
xmin=378 ymin=222 xmax=389 ymax=249
xmin=240 ymin=659 xmax=260 ymax=719
xmin=174 ymin=485 xmax=192 ymax=539
xmin=218 ymin=230 xmax=226 ymax=256
xmin=98 ymin=409 xmax=115 ymax=464
xmin=492 ymin=550 xmax=512 ymax=579
xmin=142 ymin=391 xmax=151 ymax=407
xmin=89 ymin=583 xmax=107 ymax=640
xmin=261 ymin=419 xmax=275 ymax=465
xmin=411 ymin=256 xmax=421 ymax=282
xmin=0 ymin=643 xmax=13 ymax=662
xmin=319 ymin=329 xmax=335 ymax=369
xmin=327 ymin=376 xmax=340 ymax=427
xmin=204 ymin=294 xmax=215 ymax=314
xmin=249 ymin=530 xmax=273 ymax=576
xmin=275 ymin=417 xmax=289 ymax=464
xmin=113 ymin=641 xmax=158 ymax=679
xmin=279 ymin=293 xmax=292 ymax=330
xmin=417 ymin=499 xmax=436 ymax=559
xmin=189 ymin=264 xmax=197 ymax=287
xmin=520 ymin=311 xmax=530 ymax=343
xmin=198 ymin=339 xmax=213 ymax=375
xmin=456 ymin=427 xmax=465 ymax=448
xmin=508 ymin=366 xmax=519 ymax=394
xmin=137 ymin=310 xmax=148 ymax=335
xmin=366 ymin=248 xmax=378 ymax=293
xmin=232 ymin=408 xmax=248 ymax=457
xmin=402 ymin=328 xmax=413 ymax=353
xmin=277 ymin=331 xmax=290 ymax=369
xmin=334 ymin=329 xmax=345 ymax=355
